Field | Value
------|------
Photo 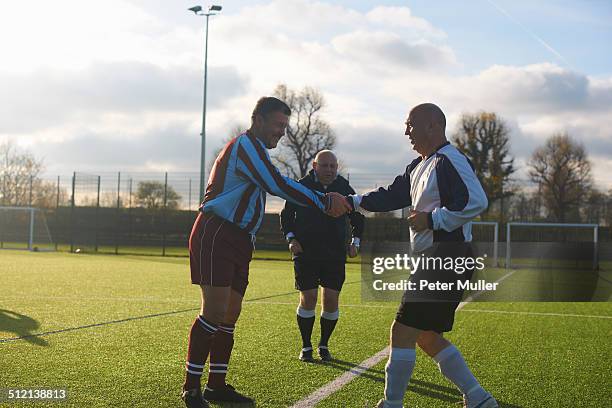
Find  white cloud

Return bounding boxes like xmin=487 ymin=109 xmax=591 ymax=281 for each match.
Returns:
xmin=0 ymin=0 xmax=175 ymax=72
xmin=468 ymin=63 xmax=590 ymax=112
xmin=366 ymin=6 xmax=446 ymax=38
xmin=1 ymin=0 xmax=611 ymax=191
xmin=332 ymin=31 xmax=457 ymax=71
xmin=0 ymin=61 xmax=248 ymax=134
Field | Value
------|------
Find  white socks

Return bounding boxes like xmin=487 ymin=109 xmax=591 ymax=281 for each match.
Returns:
xmin=434 ymin=345 xmax=488 ymax=405
xmin=321 ymin=309 xmax=339 ymax=320
xmin=296 ymin=306 xmax=315 ymax=318
xmin=383 ymin=347 xmax=416 ymax=408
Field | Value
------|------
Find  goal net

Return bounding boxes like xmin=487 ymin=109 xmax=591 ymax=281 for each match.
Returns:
xmin=471 ymin=221 xmax=499 ymax=267
xmin=500 ymin=222 xmax=611 ymax=302
xmin=505 ymin=222 xmax=598 ymax=271
xmin=0 ymin=207 xmax=54 ymax=251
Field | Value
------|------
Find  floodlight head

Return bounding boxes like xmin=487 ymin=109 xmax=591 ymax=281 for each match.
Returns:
xmin=209 ymin=5 xmax=222 ymax=12
xmin=188 ymin=5 xmax=202 ymax=14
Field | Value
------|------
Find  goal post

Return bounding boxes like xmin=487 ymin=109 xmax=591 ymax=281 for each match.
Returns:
xmin=0 ymin=206 xmax=55 ymax=251
xmin=472 ymin=221 xmax=499 ymax=267
xmin=505 ymin=222 xmax=598 ymax=270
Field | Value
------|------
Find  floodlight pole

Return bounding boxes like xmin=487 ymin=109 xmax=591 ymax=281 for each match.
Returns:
xmin=200 ymin=12 xmax=210 ymax=203
xmin=190 ymin=4 xmax=222 ymax=203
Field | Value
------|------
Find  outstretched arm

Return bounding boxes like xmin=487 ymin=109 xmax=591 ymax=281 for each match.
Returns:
xmin=235 ymin=135 xmax=328 ymax=209
xmin=348 ymin=166 xmax=412 ymax=213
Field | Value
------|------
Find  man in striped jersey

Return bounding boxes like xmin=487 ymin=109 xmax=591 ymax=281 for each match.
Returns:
xmin=345 ymin=103 xmax=497 ymax=408
xmin=181 ymin=97 xmax=351 ymax=408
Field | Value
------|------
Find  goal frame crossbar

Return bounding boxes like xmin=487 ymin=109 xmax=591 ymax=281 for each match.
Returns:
xmin=505 ymin=222 xmax=599 ymax=270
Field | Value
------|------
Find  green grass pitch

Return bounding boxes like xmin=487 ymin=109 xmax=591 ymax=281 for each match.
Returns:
xmin=1 ymin=250 xmax=611 ymax=407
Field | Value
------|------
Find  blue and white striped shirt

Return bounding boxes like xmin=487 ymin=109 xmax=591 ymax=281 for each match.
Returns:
xmin=200 ymin=132 xmax=328 ymax=235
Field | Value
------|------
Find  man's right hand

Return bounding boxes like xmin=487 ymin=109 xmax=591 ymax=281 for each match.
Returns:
xmin=325 ymin=192 xmax=352 ymax=217
xmin=289 ymin=239 xmax=303 ymax=255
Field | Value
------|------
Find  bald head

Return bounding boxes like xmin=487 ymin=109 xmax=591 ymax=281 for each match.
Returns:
xmin=313 ymin=150 xmax=338 ymax=187
xmin=315 ymin=150 xmax=337 ymax=163
xmin=405 ymin=103 xmax=448 ymax=157
xmin=410 ymin=103 xmax=446 ymax=132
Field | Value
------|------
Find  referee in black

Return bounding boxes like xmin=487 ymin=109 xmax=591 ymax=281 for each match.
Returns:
xmin=280 ymin=150 xmax=365 ymax=362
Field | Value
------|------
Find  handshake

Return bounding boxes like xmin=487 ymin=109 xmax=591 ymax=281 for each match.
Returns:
xmin=324 ymin=192 xmax=353 ymax=217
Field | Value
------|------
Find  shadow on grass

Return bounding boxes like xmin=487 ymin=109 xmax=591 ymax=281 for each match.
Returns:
xmin=319 ymin=357 xmax=385 ymax=382
xmin=410 ymin=378 xmax=464 ymax=403
xmin=409 ymin=380 xmax=522 ymax=408
xmin=0 ymin=309 xmax=49 ymax=346
xmin=410 ymin=378 xmax=522 ymax=407
xmin=321 ymin=359 xmax=522 ymax=407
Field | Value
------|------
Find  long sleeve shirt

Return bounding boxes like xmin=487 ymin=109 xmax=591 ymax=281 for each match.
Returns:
xmin=350 ymin=142 xmax=488 ymax=252
xmin=201 ymin=132 xmax=328 ymax=235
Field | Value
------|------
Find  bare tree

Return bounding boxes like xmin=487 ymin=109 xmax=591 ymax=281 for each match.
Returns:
xmin=80 ymin=191 xmax=126 ymax=208
xmin=605 ymin=189 xmax=612 ymax=227
xmin=135 ymin=181 xmax=181 ymax=210
xmin=272 ymin=84 xmax=336 ymax=178
xmin=509 ymin=192 xmax=541 ymax=222
xmin=33 ymin=180 xmax=69 ymax=208
xmin=0 ymin=141 xmax=46 ymax=206
xmin=581 ymin=188 xmax=607 ymax=224
xmin=528 ymin=133 xmax=592 ymax=222
xmin=453 ymin=112 xmax=515 ymax=221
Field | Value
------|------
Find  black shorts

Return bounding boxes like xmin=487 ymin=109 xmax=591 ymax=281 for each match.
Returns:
xmin=395 ymin=243 xmax=474 ymax=333
xmin=395 ymin=300 xmax=462 ymax=333
xmin=294 ymin=259 xmax=346 ymax=292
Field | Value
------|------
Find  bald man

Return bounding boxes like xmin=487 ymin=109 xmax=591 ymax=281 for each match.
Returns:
xmin=280 ymin=150 xmax=365 ymax=362
xmin=346 ymin=104 xmax=497 ymax=408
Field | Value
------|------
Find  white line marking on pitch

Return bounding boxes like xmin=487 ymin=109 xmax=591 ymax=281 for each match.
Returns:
xmin=289 ymin=348 xmax=390 ymax=408
xmin=288 ymin=270 xmax=516 ymax=408
xmin=247 ymin=301 xmax=612 ymax=320
xmin=1 ymin=296 xmax=196 ymax=303
xmin=246 ymin=301 xmax=397 ymax=308
xmin=460 ymin=309 xmax=612 ymax=319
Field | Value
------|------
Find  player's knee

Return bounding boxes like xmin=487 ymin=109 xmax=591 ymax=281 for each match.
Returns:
xmin=222 ymin=303 xmax=241 ymax=324
xmin=417 ymin=331 xmax=448 ymax=356
xmin=300 ymin=292 xmax=317 ymax=310
xmin=390 ymin=320 xmax=403 ymax=339
xmin=301 ymin=298 xmax=316 ymax=310
xmin=417 ymin=332 xmax=436 ymax=350
xmin=390 ymin=320 xmax=418 ymax=348
xmin=223 ymin=293 xmax=243 ymax=324
xmin=201 ymin=306 xmax=227 ymax=325
xmin=321 ymin=288 xmax=339 ymax=311
xmin=322 ymin=297 xmax=338 ymax=312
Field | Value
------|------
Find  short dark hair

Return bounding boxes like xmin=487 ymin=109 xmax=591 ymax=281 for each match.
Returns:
xmin=251 ymin=97 xmax=291 ymax=122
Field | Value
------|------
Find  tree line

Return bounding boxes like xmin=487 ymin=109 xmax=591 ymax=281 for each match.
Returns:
xmin=0 ymin=143 xmax=183 ymax=210
xmin=452 ymin=112 xmax=610 ymax=225
xmin=2 ymin=85 xmax=611 ymax=225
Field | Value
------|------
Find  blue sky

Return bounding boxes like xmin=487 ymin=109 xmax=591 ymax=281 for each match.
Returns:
xmin=1 ymin=0 xmax=611 ymax=190
xmin=409 ymin=0 xmax=611 ymax=75
xmin=211 ymin=0 xmax=612 ymax=74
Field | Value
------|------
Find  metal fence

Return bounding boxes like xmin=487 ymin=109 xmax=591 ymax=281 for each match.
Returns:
xmin=12 ymin=171 xmax=406 ymax=256
xmin=1 ymin=171 xmax=610 ymax=258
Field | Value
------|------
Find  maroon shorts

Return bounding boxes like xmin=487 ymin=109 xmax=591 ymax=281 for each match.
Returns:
xmin=189 ymin=212 xmax=253 ymax=296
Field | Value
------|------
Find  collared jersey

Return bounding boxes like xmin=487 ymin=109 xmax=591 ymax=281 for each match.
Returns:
xmin=200 ymin=132 xmax=328 ymax=235
xmin=353 ymin=142 xmax=488 ymax=252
